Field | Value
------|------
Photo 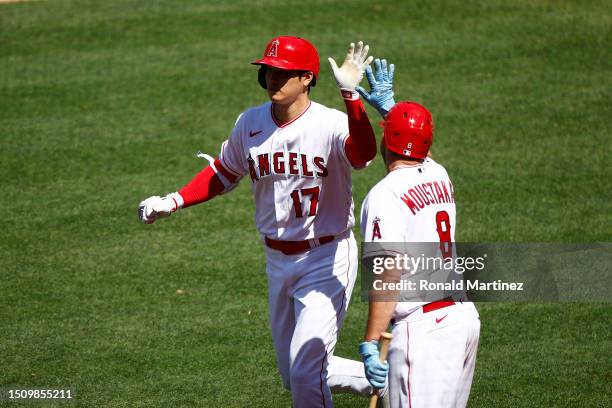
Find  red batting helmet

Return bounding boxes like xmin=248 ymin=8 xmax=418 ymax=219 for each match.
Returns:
xmin=382 ymin=102 xmax=434 ymax=159
xmin=252 ymin=36 xmax=320 ymax=88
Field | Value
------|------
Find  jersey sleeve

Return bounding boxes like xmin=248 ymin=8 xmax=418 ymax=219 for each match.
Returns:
xmin=218 ymin=112 xmax=248 ymax=179
xmin=361 ymin=187 xmax=407 ymax=258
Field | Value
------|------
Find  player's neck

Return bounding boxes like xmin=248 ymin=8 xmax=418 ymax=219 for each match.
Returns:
xmin=272 ymin=94 xmax=311 ymax=124
xmin=387 ymin=159 xmax=423 ymax=172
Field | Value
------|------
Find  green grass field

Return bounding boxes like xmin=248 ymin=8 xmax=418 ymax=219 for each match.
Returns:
xmin=1 ymin=0 xmax=610 ymax=407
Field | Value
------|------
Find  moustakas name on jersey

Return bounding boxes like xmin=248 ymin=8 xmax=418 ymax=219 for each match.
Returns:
xmin=361 ymin=157 xmax=455 ymax=243
xmin=399 ymin=173 xmax=455 ymax=216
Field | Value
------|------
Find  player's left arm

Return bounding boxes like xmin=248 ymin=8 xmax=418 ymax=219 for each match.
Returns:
xmin=328 ymin=41 xmax=377 ymax=168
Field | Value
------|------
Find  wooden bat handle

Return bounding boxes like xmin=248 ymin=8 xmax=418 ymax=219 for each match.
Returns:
xmin=368 ymin=332 xmax=393 ymax=408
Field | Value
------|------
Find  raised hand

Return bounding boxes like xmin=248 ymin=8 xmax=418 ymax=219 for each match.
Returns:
xmin=356 ymin=58 xmax=396 ymax=117
xmin=328 ymin=41 xmax=374 ymax=90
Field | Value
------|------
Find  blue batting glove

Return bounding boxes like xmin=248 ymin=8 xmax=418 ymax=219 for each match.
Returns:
xmin=359 ymin=340 xmax=389 ymax=389
xmin=356 ymin=58 xmax=396 ymax=117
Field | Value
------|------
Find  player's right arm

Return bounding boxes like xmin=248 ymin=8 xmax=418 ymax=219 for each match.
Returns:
xmin=359 ymin=260 xmax=399 ymax=389
xmin=359 ymin=187 xmax=405 ymax=388
xmin=138 ymin=115 xmax=247 ymax=225
xmin=138 ymin=159 xmax=239 ymax=224
xmin=364 ymin=272 xmax=400 ymax=341
xmin=361 ymin=190 xmax=404 ymax=340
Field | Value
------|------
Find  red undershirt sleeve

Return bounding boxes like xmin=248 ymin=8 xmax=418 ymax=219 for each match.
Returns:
xmin=341 ymin=89 xmax=377 ymax=167
xmin=178 ymin=159 xmax=239 ymax=208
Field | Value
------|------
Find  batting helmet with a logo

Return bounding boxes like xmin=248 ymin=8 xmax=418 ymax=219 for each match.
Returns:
xmin=382 ymin=102 xmax=433 ymax=159
xmin=252 ymin=36 xmax=320 ymax=88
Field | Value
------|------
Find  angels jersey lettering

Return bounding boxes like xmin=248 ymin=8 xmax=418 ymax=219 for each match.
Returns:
xmin=219 ymin=101 xmax=356 ymax=240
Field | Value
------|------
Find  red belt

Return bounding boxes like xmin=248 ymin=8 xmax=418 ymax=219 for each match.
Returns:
xmin=422 ymin=297 xmax=456 ymax=313
xmin=265 ymin=235 xmax=336 ymax=255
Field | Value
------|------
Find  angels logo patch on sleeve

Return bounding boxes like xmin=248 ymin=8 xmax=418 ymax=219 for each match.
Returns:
xmin=371 ymin=216 xmax=382 ymax=240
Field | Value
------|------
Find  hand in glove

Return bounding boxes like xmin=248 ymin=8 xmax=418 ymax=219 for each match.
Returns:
xmin=357 ymin=58 xmax=396 ymax=117
xmin=138 ymin=192 xmax=183 ymax=224
xmin=328 ymin=41 xmax=374 ymax=91
xmin=359 ymin=340 xmax=389 ymax=389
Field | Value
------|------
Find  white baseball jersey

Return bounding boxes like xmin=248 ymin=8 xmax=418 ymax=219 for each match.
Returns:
xmin=361 ymin=157 xmax=457 ymax=317
xmin=361 ymin=158 xmax=480 ymax=408
xmin=219 ymin=100 xmax=356 ymax=240
xmin=216 ymin=99 xmax=375 ymax=406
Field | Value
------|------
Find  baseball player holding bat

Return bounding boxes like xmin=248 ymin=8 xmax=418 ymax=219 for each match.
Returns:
xmin=357 ymin=60 xmax=481 ymax=407
xmin=138 ymin=36 xmax=379 ymax=407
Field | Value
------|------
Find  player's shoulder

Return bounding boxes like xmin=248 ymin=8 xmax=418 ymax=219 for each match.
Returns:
xmin=238 ymin=101 xmax=272 ymax=120
xmin=424 ymin=157 xmax=442 ymax=169
xmin=243 ymin=101 xmax=272 ymax=115
xmin=424 ymin=157 xmax=452 ymax=178
xmin=309 ymin=100 xmax=347 ymax=120
xmin=363 ymin=177 xmax=397 ymax=207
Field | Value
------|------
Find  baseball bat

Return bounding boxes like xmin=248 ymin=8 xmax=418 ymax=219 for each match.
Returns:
xmin=368 ymin=332 xmax=393 ymax=408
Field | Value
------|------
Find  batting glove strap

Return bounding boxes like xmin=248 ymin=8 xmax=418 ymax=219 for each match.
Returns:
xmin=166 ymin=192 xmax=184 ymax=210
xmin=359 ymin=340 xmax=379 ymax=358
xmin=340 ymin=88 xmax=360 ymax=101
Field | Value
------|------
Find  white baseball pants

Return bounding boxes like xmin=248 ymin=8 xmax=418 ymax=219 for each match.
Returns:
xmin=387 ymin=301 xmax=480 ymax=408
xmin=265 ymin=231 xmax=372 ymax=408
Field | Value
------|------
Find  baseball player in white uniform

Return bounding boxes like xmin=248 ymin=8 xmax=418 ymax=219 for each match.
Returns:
xmin=357 ymin=61 xmax=481 ymax=408
xmin=138 ymin=36 xmax=377 ymax=407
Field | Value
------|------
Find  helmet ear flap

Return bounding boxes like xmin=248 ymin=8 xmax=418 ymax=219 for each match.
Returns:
xmin=258 ymin=66 xmax=267 ymax=89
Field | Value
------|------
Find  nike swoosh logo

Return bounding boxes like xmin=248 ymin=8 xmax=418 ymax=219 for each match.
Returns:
xmin=436 ymin=315 xmax=448 ymax=324
xmin=249 ymin=130 xmax=263 ymax=137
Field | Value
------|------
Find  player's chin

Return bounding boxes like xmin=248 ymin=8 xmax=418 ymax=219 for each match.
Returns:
xmin=268 ymin=90 xmax=287 ymax=103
